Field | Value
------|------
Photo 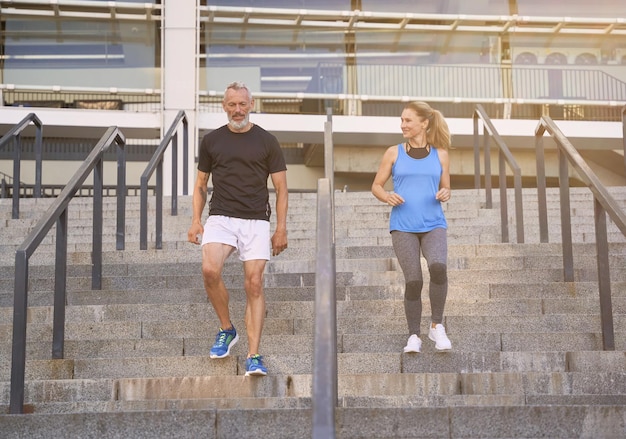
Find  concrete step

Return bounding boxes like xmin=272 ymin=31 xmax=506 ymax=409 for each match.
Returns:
xmin=1 ymin=350 xmax=624 ymax=384
xmin=0 ymin=405 xmax=625 ymax=438
xmin=1 ymin=371 xmax=625 ymax=407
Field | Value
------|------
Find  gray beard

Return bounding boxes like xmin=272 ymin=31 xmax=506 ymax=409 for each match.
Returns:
xmin=228 ymin=116 xmax=249 ymax=131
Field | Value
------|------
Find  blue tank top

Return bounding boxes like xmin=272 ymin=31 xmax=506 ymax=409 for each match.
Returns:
xmin=389 ymin=143 xmax=447 ymax=233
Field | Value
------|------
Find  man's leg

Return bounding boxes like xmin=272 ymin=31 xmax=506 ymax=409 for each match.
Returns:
xmin=202 ymin=242 xmax=235 ymax=329
xmin=242 ymin=259 xmax=267 ymax=356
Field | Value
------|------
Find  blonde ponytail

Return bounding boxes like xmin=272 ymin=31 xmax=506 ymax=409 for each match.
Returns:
xmin=403 ymin=102 xmax=451 ymax=150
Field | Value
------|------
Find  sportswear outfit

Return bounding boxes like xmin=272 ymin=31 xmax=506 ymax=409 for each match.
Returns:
xmin=390 ymin=144 xmax=451 ymax=350
xmin=198 ymin=123 xmax=286 ymax=374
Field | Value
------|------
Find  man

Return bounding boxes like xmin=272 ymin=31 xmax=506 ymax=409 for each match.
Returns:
xmin=187 ymin=81 xmax=288 ymax=376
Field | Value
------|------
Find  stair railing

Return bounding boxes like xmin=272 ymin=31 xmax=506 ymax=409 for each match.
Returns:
xmin=535 ymin=116 xmax=626 ymax=351
xmin=312 ymin=177 xmax=337 ymax=439
xmin=0 ymin=113 xmax=43 ymax=218
xmin=139 ymin=110 xmax=188 ymax=250
xmin=473 ymin=104 xmax=525 ymax=243
xmin=622 ymin=105 xmax=626 ymax=173
xmin=10 ymin=127 xmax=127 ymax=414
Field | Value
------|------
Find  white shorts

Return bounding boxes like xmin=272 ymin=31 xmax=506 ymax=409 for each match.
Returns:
xmin=201 ymin=215 xmax=271 ymax=261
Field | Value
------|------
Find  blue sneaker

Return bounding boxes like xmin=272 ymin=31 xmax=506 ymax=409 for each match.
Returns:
xmin=245 ymin=354 xmax=267 ymax=376
xmin=209 ymin=325 xmax=239 ymax=358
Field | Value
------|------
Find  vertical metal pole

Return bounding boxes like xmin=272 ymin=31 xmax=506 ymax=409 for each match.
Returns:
xmin=92 ymin=159 xmax=103 ymax=290
xmin=171 ymin=132 xmax=178 ymax=216
xmin=594 ymin=199 xmax=615 ymax=350
xmin=156 ymin=161 xmax=163 ymax=250
xmin=12 ymin=135 xmax=21 ymax=219
xmin=312 ymin=178 xmax=337 ymax=439
xmin=514 ymin=172 xmax=524 ymax=243
xmin=183 ymin=116 xmax=189 ymax=196
xmin=10 ymin=250 xmax=29 ymax=414
xmin=483 ymin=131 xmax=492 ymax=209
xmin=52 ymin=209 xmax=68 ymax=359
xmin=622 ymin=106 xmax=626 ymax=175
xmin=498 ymin=151 xmax=509 ymax=243
xmin=535 ymin=123 xmax=549 ymax=243
xmin=140 ymin=176 xmax=149 ymax=250
xmin=116 ymin=140 xmax=126 ymax=251
xmin=34 ymin=124 xmax=43 ymax=198
xmin=324 ymin=108 xmax=334 ymax=194
xmin=557 ymin=150 xmax=574 ymax=282
xmin=473 ymin=112 xmax=481 ymax=190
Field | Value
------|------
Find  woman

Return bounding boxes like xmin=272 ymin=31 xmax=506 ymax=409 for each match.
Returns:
xmin=371 ymin=101 xmax=452 ymax=353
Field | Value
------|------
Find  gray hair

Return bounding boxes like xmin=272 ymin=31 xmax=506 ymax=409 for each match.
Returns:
xmin=224 ymin=81 xmax=252 ymax=99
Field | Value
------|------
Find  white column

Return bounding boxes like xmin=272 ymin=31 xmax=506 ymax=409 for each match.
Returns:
xmin=162 ymin=0 xmax=198 ymax=196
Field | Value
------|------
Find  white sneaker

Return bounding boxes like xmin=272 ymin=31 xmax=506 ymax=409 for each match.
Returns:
xmin=403 ymin=334 xmax=422 ymax=353
xmin=428 ymin=324 xmax=452 ymax=350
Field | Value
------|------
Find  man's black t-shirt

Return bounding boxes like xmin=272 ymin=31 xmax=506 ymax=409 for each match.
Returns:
xmin=197 ymin=124 xmax=287 ymax=221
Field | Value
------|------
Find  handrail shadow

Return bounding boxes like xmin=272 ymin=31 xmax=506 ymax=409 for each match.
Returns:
xmin=0 ymin=113 xmax=43 ymax=218
xmin=9 ymin=126 xmax=127 ymax=414
xmin=535 ymin=116 xmax=626 ymax=350
xmin=312 ymin=177 xmax=337 ymax=439
xmin=473 ymin=104 xmax=525 ymax=243
xmin=139 ymin=110 xmax=188 ymax=250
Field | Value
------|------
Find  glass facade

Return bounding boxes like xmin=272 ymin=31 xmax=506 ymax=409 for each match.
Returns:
xmin=0 ymin=0 xmax=160 ymax=88
xmin=1 ymin=0 xmax=625 ymax=118
xmin=199 ymin=2 xmax=626 ymax=105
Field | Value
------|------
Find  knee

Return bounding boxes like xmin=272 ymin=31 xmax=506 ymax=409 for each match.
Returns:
xmin=429 ymin=263 xmax=447 ymax=284
xmin=244 ymin=275 xmax=264 ymax=297
xmin=202 ymin=264 xmax=221 ymax=284
xmin=405 ymin=280 xmax=423 ymax=301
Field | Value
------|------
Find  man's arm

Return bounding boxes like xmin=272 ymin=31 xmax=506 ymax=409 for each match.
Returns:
xmin=187 ymin=170 xmax=210 ymax=244
xmin=270 ymin=170 xmax=288 ymax=256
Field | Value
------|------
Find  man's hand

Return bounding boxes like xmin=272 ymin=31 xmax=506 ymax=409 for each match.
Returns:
xmin=187 ymin=222 xmax=203 ymax=245
xmin=271 ymin=228 xmax=288 ymax=256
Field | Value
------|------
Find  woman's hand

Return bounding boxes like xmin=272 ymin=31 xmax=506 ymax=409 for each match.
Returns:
xmin=386 ymin=192 xmax=405 ymax=206
xmin=436 ymin=187 xmax=451 ymax=202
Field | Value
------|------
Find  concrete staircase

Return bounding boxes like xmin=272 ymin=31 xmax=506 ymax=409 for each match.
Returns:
xmin=0 ymin=187 xmax=625 ymax=438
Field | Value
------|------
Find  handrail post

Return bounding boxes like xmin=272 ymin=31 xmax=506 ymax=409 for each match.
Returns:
xmin=12 ymin=134 xmax=22 ymax=219
xmin=324 ymin=108 xmax=334 ymax=194
xmin=622 ymin=106 xmax=625 ymax=175
xmin=183 ymin=116 xmax=189 ymax=195
xmin=92 ymin=159 xmax=104 ymax=290
xmin=140 ymin=175 xmax=149 ymax=250
xmin=483 ymin=129 xmax=492 ymax=208
xmin=594 ymin=199 xmax=615 ymax=350
xmin=171 ymin=131 xmax=178 ymax=216
xmin=10 ymin=250 xmax=29 ymax=414
xmin=116 ymin=140 xmax=126 ymax=250
xmin=498 ymin=151 xmax=509 ymax=243
xmin=156 ymin=161 xmax=163 ymax=249
xmin=472 ymin=111 xmax=481 ymax=190
xmin=34 ymin=124 xmax=43 ymax=198
xmin=535 ymin=122 xmax=549 ymax=243
xmin=514 ymin=173 xmax=524 ymax=243
xmin=52 ymin=209 xmax=68 ymax=359
xmin=312 ymin=177 xmax=337 ymax=439
xmin=557 ymin=150 xmax=574 ymax=282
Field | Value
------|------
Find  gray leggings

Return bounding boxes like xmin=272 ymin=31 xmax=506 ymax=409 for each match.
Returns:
xmin=391 ymin=228 xmax=448 ymax=336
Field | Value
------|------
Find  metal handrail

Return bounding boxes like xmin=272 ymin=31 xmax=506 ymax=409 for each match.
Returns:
xmin=139 ymin=110 xmax=188 ymax=250
xmin=312 ymin=177 xmax=337 ymax=439
xmin=473 ymin=104 xmax=525 ymax=243
xmin=10 ymin=126 xmax=127 ymax=414
xmin=535 ymin=116 xmax=626 ymax=351
xmin=0 ymin=113 xmax=43 ymax=218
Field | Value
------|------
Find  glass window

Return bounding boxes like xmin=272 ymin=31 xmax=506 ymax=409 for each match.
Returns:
xmin=1 ymin=4 xmax=159 ymax=89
